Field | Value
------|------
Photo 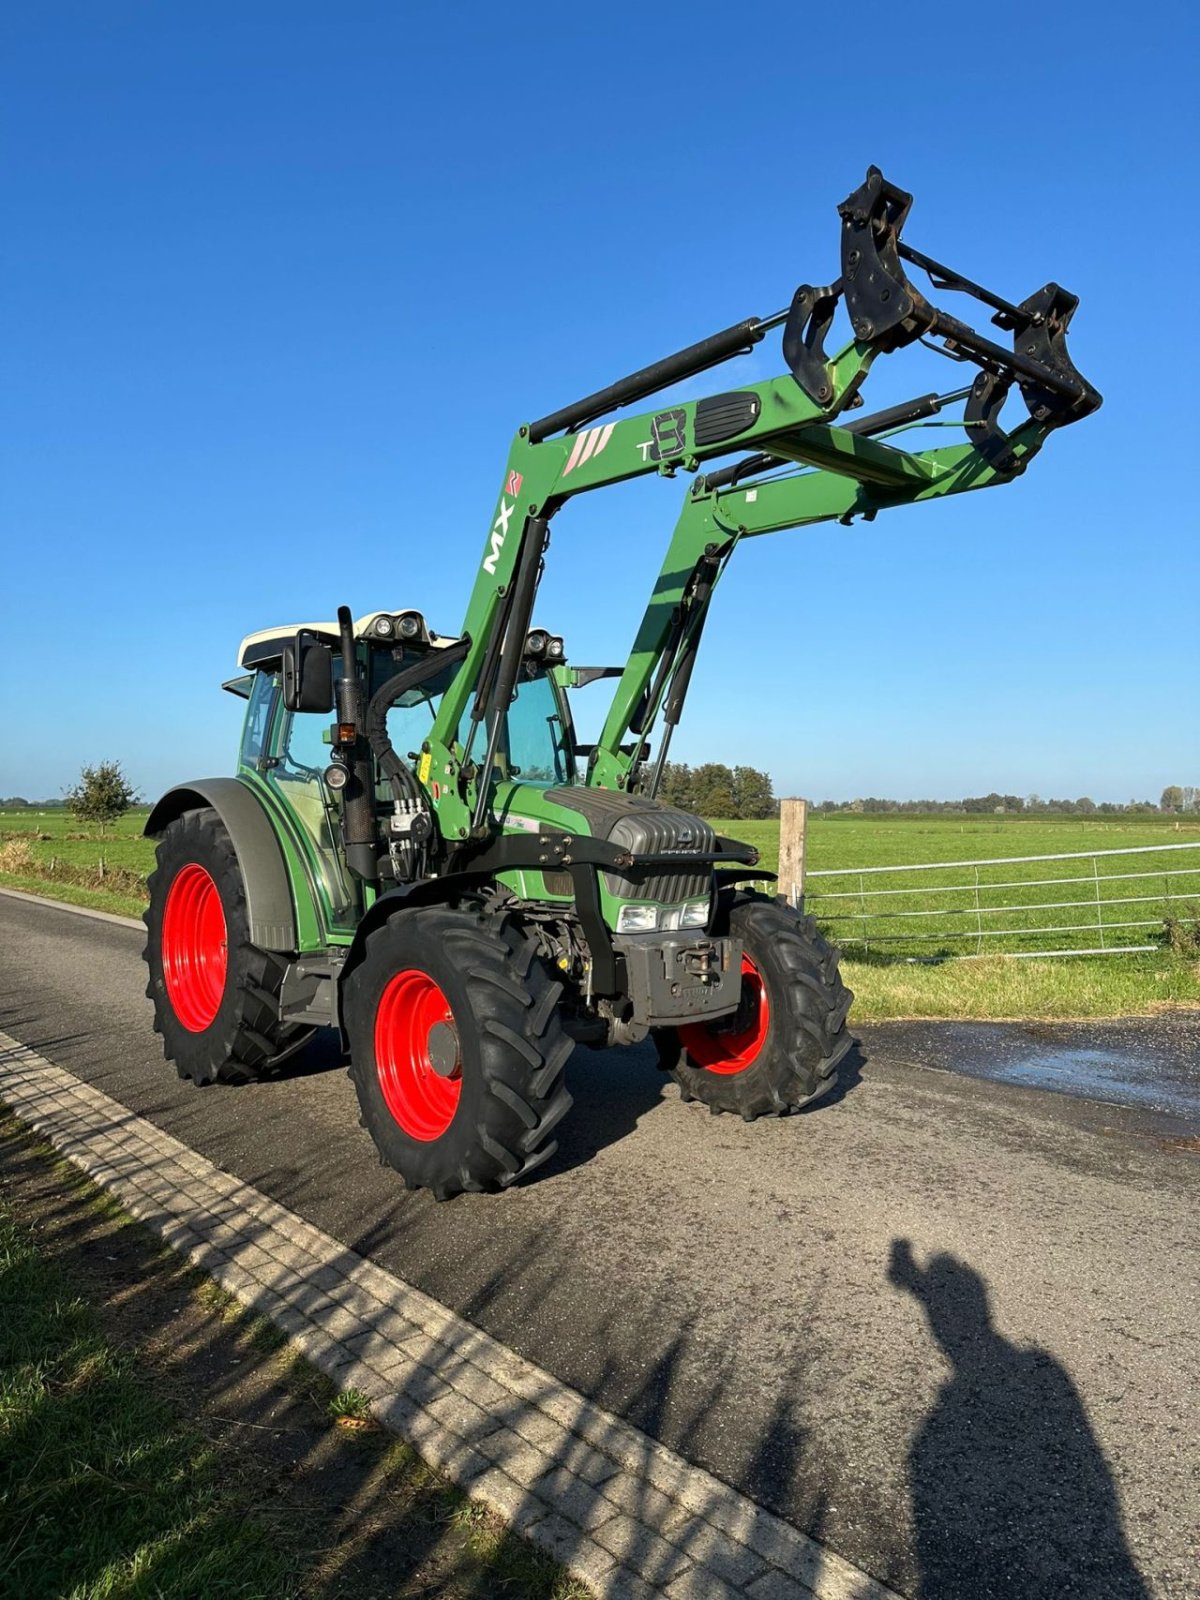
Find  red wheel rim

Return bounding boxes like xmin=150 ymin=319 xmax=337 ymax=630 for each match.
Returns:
xmin=161 ymin=863 xmax=228 ymax=1032
xmin=374 ymin=970 xmax=461 ymax=1141
xmin=678 ymin=954 xmax=769 ymax=1075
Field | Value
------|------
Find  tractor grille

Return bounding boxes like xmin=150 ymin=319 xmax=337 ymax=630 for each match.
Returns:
xmin=546 ymin=788 xmax=714 ymax=903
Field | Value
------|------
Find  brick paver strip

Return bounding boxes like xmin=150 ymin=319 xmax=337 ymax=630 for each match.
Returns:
xmin=0 ymin=1027 xmax=902 ymax=1600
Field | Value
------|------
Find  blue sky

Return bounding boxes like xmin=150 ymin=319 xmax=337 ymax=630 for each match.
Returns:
xmin=2 ymin=2 xmax=1196 ymax=804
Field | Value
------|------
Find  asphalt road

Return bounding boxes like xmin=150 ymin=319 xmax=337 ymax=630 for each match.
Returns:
xmin=1 ymin=893 xmax=1196 ymax=1600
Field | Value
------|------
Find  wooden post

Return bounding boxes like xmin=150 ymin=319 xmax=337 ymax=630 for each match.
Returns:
xmin=779 ymin=797 xmax=808 ymax=912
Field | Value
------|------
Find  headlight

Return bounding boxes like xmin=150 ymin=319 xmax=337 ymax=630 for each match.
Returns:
xmin=616 ymin=905 xmax=658 ymax=934
xmin=616 ymin=899 xmax=709 ymax=935
xmin=372 ymin=615 xmax=395 ymax=637
xmin=657 ymin=897 xmax=710 ymax=931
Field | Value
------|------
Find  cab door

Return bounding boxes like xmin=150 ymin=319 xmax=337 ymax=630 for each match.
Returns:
xmin=263 ymin=696 xmax=355 ymax=929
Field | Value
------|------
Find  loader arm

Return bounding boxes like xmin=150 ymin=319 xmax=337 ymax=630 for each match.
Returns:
xmin=587 ymin=407 xmax=1056 ymax=790
xmin=424 ymin=166 xmax=1099 ymax=839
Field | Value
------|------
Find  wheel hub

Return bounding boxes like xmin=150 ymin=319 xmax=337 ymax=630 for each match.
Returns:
xmin=427 ymin=1020 xmax=461 ymax=1079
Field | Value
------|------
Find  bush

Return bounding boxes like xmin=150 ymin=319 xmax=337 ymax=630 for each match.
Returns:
xmin=1162 ymin=908 xmax=1200 ymax=960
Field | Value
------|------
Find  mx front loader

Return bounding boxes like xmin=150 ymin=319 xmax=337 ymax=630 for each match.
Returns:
xmin=143 ymin=169 xmax=1100 ymax=1197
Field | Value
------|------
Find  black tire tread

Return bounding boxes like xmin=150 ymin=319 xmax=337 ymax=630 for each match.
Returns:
xmin=143 ymin=807 xmax=304 ymax=1086
xmin=668 ymin=893 xmax=853 ymax=1120
xmin=344 ymin=903 xmax=572 ymax=1199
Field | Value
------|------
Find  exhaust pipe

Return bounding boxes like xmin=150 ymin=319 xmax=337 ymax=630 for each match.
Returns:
xmin=336 ymin=606 xmax=379 ymax=886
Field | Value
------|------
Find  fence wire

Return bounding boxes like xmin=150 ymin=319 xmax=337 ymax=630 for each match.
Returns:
xmin=804 ymin=841 xmax=1200 ymax=960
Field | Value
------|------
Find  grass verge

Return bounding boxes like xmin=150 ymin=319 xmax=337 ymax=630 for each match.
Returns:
xmin=0 ymin=1110 xmax=587 ymax=1600
xmin=844 ymin=951 xmax=1200 ymax=1021
xmin=0 ymin=871 xmax=146 ymax=920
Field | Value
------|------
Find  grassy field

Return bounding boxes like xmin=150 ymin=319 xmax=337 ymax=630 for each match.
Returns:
xmin=718 ymin=811 xmax=1200 ymax=955
xmin=0 ymin=806 xmax=154 ymax=872
xmin=710 ymin=812 xmax=1200 ymax=1018
xmin=0 ymin=808 xmax=152 ymax=918
xmin=3 ymin=807 xmax=1198 ymax=1020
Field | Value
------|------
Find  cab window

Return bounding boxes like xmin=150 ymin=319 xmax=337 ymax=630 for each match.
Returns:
xmin=240 ymin=671 xmax=278 ymax=768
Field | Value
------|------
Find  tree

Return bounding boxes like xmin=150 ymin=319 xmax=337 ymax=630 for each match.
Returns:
xmin=1161 ymin=785 xmax=1184 ymax=813
xmin=732 ymin=765 xmax=776 ymax=820
xmin=655 ymin=762 xmax=694 ymax=810
xmin=65 ymin=761 xmax=139 ymax=834
xmin=690 ymin=763 xmax=737 ymax=818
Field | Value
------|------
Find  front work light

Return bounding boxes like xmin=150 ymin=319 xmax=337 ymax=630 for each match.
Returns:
xmin=616 ymin=905 xmax=658 ymax=934
xmin=615 ymin=898 xmax=710 ymax=935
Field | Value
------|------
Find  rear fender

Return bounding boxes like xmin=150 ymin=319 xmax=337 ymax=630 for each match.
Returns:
xmin=144 ymin=778 xmax=298 ymax=952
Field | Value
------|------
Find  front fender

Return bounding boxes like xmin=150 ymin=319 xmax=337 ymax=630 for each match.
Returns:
xmin=144 ymin=778 xmax=297 ymax=951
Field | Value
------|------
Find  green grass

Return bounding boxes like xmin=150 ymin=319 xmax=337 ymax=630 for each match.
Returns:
xmin=0 ymin=806 xmax=155 ymax=871
xmin=327 ymin=1387 xmax=373 ymax=1424
xmin=718 ymin=810 xmax=1200 ymax=875
xmin=842 ymin=949 xmax=1200 ymax=1020
xmin=0 ymin=1194 xmax=295 ymax=1598
xmin=0 ymin=872 xmax=146 ymax=919
xmin=0 ymin=808 xmax=153 ymax=914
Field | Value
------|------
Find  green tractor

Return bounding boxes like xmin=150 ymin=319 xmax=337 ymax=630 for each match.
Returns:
xmin=143 ymin=169 xmax=1099 ymax=1198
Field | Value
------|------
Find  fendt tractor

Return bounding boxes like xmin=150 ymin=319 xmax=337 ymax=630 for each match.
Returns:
xmin=144 ymin=169 xmax=1099 ymax=1197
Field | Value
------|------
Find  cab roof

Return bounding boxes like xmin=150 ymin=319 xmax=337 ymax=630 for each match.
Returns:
xmin=237 ymin=613 xmax=458 ymax=669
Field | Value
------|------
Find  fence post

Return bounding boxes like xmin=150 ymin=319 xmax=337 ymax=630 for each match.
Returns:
xmin=779 ymin=797 xmax=808 ymax=913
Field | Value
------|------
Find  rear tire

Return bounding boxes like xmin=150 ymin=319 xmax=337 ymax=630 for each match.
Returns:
xmin=659 ymin=893 xmax=853 ymax=1119
xmin=144 ymin=807 xmax=307 ymax=1085
xmin=344 ymin=903 xmax=573 ymax=1200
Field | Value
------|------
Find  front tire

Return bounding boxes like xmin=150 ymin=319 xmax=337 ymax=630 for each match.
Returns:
xmin=344 ymin=903 xmax=573 ymax=1200
xmin=144 ymin=807 xmax=306 ymax=1085
xmin=660 ymin=894 xmax=853 ymax=1119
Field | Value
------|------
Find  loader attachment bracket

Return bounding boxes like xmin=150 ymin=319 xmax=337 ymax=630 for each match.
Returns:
xmin=782 ymin=281 xmax=841 ymax=405
xmin=1000 ymin=281 xmax=1096 ymax=426
xmin=838 ymin=168 xmax=934 ymax=350
xmin=830 ymin=166 xmax=1100 ymax=442
xmin=964 ymin=371 xmax=1019 ymax=476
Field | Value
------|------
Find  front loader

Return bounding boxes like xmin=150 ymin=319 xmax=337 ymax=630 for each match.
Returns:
xmin=143 ymin=168 xmax=1100 ymax=1197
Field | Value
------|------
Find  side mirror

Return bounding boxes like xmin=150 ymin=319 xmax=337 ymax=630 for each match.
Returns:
xmin=282 ymin=632 xmax=335 ymax=713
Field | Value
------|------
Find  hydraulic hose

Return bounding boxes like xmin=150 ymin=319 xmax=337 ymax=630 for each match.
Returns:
xmin=365 ymin=638 xmax=471 ymax=806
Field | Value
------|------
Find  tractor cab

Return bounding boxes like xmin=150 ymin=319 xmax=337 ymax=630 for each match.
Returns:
xmin=227 ymin=612 xmax=584 ymax=935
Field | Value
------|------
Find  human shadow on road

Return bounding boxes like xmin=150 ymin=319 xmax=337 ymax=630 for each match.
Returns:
xmin=888 ymin=1239 xmax=1149 ymax=1600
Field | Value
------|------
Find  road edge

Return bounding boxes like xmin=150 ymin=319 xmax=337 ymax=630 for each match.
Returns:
xmin=0 ymin=1026 xmax=902 ymax=1600
xmin=0 ymin=883 xmax=144 ymax=930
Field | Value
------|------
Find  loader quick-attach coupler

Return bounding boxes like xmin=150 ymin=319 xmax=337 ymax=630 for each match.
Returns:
xmin=778 ymin=166 xmax=1100 ymax=476
xmin=834 ymin=167 xmax=1101 ymax=427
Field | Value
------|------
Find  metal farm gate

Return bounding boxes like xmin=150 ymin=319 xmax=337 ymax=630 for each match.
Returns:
xmin=804 ymin=841 xmax=1200 ymax=960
